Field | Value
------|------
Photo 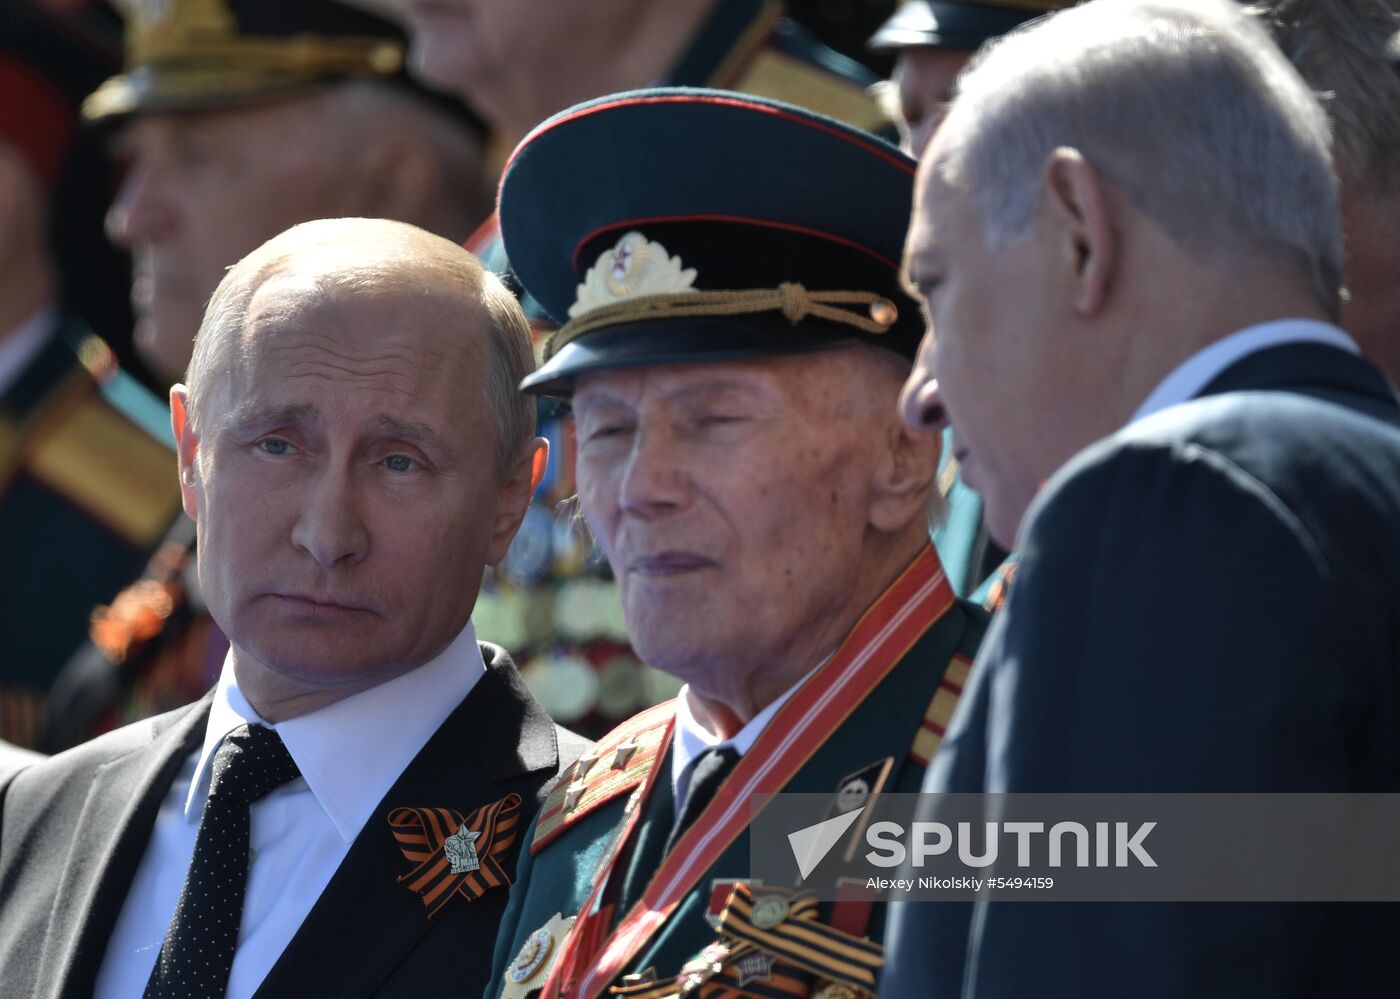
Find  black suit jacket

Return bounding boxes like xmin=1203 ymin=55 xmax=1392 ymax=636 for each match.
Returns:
xmin=0 ymin=643 xmax=590 ymax=999
xmin=881 ymin=344 xmax=1400 ymax=998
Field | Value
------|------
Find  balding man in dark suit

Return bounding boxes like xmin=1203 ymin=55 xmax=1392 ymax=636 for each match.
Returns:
xmin=885 ymin=1 xmax=1400 ymax=996
xmin=0 ymin=219 xmax=587 ymax=999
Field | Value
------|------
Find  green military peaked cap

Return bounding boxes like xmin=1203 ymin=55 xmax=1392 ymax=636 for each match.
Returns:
xmin=83 ymin=0 xmax=463 ymax=123
xmin=498 ymin=88 xmax=924 ymax=397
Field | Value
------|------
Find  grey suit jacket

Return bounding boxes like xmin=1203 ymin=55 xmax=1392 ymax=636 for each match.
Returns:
xmin=881 ymin=343 xmax=1400 ymax=998
xmin=0 ymin=643 xmax=590 ymax=999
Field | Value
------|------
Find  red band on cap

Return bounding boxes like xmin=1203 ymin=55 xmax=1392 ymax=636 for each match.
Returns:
xmin=0 ymin=54 xmax=76 ymax=190
xmin=503 ymin=91 xmax=914 ymax=189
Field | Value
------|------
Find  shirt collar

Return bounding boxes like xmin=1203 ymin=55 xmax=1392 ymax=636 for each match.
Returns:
xmin=1130 ymin=318 xmax=1358 ymax=426
xmin=0 ymin=306 xmax=57 ymax=399
xmin=670 ymin=661 xmax=821 ymax=803
xmin=187 ymin=620 xmax=487 ymax=842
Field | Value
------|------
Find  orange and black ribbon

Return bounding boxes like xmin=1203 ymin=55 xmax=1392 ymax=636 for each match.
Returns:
xmin=608 ymin=938 xmax=811 ymax=999
xmin=608 ymin=884 xmax=883 ymax=999
xmin=715 ymin=884 xmax=882 ymax=995
xmin=388 ymin=792 xmax=523 ymax=918
xmin=981 ymin=559 xmax=1020 ymax=613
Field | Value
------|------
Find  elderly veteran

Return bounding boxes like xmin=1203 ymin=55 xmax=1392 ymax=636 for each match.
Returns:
xmin=484 ymin=89 xmax=988 ymax=999
xmin=886 ymin=0 xmax=1400 ymax=995
xmin=0 ymin=218 xmax=588 ymax=999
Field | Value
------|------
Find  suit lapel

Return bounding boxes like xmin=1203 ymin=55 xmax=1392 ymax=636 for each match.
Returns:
xmin=254 ymin=646 xmax=560 ymax=998
xmin=38 ymin=698 xmax=211 ymax=999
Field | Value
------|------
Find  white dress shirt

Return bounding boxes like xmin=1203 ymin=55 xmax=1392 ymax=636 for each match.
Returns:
xmin=94 ymin=621 xmax=487 ymax=999
xmin=670 ymin=663 xmax=821 ymax=819
xmin=0 ymin=307 xmax=56 ymax=399
xmin=1129 ymin=318 xmax=1358 ymax=426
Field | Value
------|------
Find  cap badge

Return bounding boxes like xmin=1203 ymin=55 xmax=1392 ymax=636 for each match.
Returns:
xmin=569 ymin=231 xmax=696 ymax=319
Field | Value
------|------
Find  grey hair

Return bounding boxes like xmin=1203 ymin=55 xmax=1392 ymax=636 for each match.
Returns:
xmin=935 ymin=0 xmax=1344 ymax=316
xmin=185 ymin=218 xmax=536 ymax=477
xmin=1250 ymin=0 xmax=1400 ymax=196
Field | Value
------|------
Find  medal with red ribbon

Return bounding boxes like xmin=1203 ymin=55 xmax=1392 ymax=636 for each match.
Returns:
xmin=543 ymin=545 xmax=954 ymax=997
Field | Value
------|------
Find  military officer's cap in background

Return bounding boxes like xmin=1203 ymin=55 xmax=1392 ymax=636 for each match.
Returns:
xmin=83 ymin=0 xmax=479 ymax=129
xmin=867 ymin=0 xmax=1072 ymax=53
xmin=499 ymin=88 xmax=923 ymax=397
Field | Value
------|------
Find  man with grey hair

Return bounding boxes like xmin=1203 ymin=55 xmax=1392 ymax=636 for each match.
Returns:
xmin=885 ymin=0 xmax=1400 ymax=995
xmin=0 ymin=218 xmax=587 ymax=998
xmin=1253 ymin=0 xmax=1400 ymax=384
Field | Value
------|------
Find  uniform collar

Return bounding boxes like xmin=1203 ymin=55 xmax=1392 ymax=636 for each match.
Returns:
xmin=188 ymin=621 xmax=486 ymax=842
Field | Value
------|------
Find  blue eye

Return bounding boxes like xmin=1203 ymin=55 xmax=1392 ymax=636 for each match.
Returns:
xmin=258 ymin=438 xmax=292 ymax=455
xmin=384 ymin=455 xmax=416 ymax=472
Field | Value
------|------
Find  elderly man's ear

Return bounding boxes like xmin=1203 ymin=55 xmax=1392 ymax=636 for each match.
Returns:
xmin=1044 ymin=146 xmax=1118 ymax=318
xmin=170 ymin=385 xmax=201 ymax=520
xmin=485 ymin=437 xmax=550 ymax=566
xmin=869 ymin=416 xmax=941 ymax=533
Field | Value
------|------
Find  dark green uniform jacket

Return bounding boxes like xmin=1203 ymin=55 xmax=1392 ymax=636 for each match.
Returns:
xmin=488 ymin=546 xmax=986 ymax=998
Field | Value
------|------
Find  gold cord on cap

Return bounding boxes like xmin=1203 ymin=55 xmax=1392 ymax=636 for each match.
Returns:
xmin=545 ymin=283 xmax=899 ymax=361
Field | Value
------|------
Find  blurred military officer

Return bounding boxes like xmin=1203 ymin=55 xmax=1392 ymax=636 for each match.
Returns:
xmin=868 ymin=0 xmax=1071 ymax=157
xmin=0 ymin=0 xmax=181 ymax=751
xmin=1253 ymin=0 xmax=1400 ymax=385
xmin=484 ymin=88 xmax=989 ymax=999
xmin=42 ymin=0 xmax=492 ymax=751
xmin=402 ymin=0 xmax=892 ymax=310
xmin=91 ymin=0 xmax=490 ymax=386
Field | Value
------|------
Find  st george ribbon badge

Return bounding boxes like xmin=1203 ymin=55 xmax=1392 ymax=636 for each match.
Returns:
xmin=445 ymin=825 xmax=482 ymax=874
xmin=388 ymin=793 xmax=523 ymax=918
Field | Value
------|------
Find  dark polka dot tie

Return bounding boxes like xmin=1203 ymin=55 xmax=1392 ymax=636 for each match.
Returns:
xmin=143 ymin=723 xmax=301 ymax=998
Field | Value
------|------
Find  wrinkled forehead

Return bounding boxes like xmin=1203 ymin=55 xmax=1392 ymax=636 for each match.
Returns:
xmin=206 ymin=265 xmax=484 ymax=413
xmin=240 ymin=263 xmax=480 ymax=357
